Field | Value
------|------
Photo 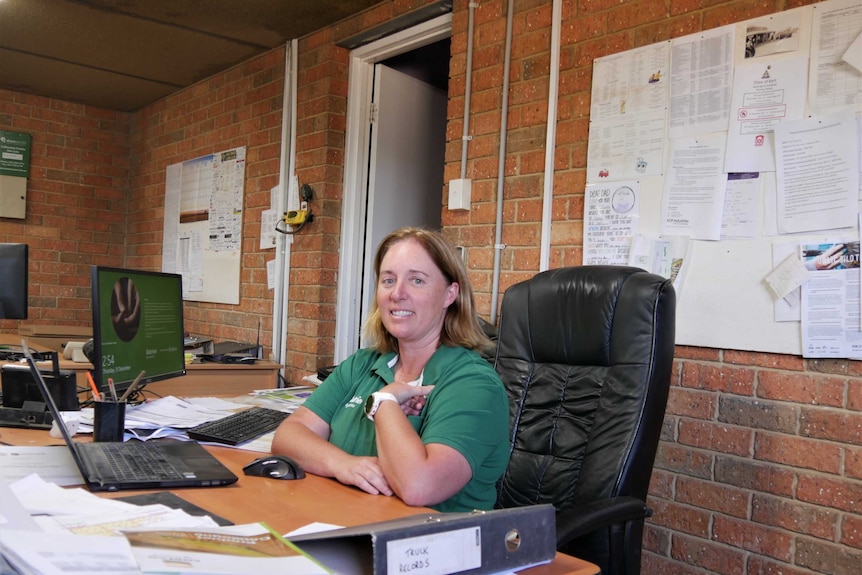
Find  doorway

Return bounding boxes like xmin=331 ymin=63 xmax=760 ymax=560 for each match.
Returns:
xmin=335 ymin=14 xmax=452 ymax=362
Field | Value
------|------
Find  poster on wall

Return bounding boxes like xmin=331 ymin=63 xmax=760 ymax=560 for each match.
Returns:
xmin=583 ymin=180 xmax=640 ymax=265
xmin=161 ymin=147 xmax=245 ymax=305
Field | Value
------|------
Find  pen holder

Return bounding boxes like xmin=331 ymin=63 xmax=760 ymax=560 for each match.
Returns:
xmin=93 ymin=401 xmax=126 ymax=442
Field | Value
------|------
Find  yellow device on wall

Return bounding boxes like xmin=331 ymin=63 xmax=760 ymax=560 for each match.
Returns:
xmin=284 ymin=210 xmax=308 ymax=225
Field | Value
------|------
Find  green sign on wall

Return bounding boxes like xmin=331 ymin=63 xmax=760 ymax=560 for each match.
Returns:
xmin=0 ymin=131 xmax=32 ymax=178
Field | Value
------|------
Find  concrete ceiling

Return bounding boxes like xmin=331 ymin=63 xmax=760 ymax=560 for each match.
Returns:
xmin=0 ymin=0 xmax=384 ymax=112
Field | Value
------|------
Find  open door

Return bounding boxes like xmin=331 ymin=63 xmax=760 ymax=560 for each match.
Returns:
xmin=335 ymin=15 xmax=452 ymax=362
xmin=359 ymin=62 xmax=447 ymax=326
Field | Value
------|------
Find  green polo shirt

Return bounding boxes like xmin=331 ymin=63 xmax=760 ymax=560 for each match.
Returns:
xmin=303 ymin=345 xmax=509 ymax=512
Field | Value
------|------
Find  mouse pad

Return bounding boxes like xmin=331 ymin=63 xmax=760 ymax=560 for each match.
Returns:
xmin=116 ymin=491 xmax=234 ymax=526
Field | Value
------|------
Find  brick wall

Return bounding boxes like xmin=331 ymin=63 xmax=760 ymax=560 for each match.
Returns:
xmin=650 ymin=347 xmax=862 ymax=573
xmin=126 ymin=49 xmax=287 ymax=354
xmin=2 ymin=0 xmax=860 ymax=572
xmin=0 ymin=91 xmax=130 ymax=332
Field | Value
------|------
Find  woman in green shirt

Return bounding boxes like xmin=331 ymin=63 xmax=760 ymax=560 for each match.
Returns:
xmin=272 ymin=227 xmax=508 ymax=512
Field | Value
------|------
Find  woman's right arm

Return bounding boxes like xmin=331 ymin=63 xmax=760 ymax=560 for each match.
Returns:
xmin=271 ymin=406 xmax=393 ymax=496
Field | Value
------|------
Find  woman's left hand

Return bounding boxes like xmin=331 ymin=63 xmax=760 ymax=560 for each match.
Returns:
xmin=381 ymin=383 xmax=434 ymax=416
xmin=401 ymin=395 xmax=426 ymax=416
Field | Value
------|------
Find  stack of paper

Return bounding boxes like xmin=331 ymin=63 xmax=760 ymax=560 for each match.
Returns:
xmin=0 ymin=474 xmax=329 ymax=575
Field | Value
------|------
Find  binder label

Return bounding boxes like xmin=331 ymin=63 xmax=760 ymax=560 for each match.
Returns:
xmin=386 ymin=526 xmax=481 ymax=575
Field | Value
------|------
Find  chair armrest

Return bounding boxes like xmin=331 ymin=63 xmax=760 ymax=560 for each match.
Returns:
xmin=556 ymin=496 xmax=651 ymax=547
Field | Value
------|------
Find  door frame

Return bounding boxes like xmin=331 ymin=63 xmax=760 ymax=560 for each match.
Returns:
xmin=334 ymin=14 xmax=452 ymax=363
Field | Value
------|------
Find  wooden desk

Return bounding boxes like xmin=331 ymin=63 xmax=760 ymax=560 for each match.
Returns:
xmin=38 ymin=359 xmax=281 ymax=397
xmin=2 ymin=336 xmax=281 ymax=396
xmin=1 ymin=427 xmax=599 ymax=575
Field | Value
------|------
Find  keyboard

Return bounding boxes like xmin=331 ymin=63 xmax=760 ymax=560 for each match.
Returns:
xmin=98 ymin=441 xmax=185 ymax=481
xmin=186 ymin=406 xmax=289 ymax=446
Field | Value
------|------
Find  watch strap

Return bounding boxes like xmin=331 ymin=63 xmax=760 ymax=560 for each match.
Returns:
xmin=365 ymin=392 xmax=398 ymax=421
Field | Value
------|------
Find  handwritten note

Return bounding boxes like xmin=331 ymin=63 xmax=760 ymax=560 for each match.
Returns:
xmin=386 ymin=526 xmax=481 ymax=575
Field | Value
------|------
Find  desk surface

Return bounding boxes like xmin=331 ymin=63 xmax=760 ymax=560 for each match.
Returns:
xmin=2 ymin=427 xmax=598 ymax=575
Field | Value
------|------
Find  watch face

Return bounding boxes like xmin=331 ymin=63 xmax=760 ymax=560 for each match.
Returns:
xmin=364 ymin=394 xmax=376 ymax=415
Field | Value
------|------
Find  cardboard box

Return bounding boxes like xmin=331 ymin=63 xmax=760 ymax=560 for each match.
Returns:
xmin=289 ymin=504 xmax=556 ymax=575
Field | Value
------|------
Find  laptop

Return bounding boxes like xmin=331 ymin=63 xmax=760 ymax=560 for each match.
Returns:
xmin=22 ymin=345 xmax=238 ymax=492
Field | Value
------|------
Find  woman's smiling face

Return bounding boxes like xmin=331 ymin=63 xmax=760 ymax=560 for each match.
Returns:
xmin=376 ymin=238 xmax=458 ymax=348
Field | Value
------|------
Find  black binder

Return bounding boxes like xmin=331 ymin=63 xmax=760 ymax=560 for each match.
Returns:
xmin=288 ymin=504 xmax=556 ymax=575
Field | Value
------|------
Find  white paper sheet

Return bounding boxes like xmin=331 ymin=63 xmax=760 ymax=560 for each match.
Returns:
xmin=725 ymin=56 xmax=809 ymax=172
xmin=661 ymin=134 xmax=728 ymax=240
xmin=775 ymin=108 xmax=859 ymax=234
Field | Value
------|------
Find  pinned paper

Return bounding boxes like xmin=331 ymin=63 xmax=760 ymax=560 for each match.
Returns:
xmin=765 ymin=252 xmax=810 ymax=300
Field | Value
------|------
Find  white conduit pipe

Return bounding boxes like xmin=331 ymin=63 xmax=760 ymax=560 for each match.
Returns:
xmin=539 ymin=0 xmax=562 ymax=272
xmin=459 ymin=2 xmax=478 ymax=179
xmin=489 ymin=0 xmax=516 ymax=323
xmin=272 ymin=39 xmax=299 ymax=381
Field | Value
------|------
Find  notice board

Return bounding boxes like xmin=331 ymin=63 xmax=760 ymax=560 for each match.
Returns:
xmin=161 ymin=147 xmax=246 ymax=305
xmin=585 ymin=0 xmax=862 ymax=356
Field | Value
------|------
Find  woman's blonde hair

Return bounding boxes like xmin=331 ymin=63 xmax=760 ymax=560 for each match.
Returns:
xmin=362 ymin=227 xmax=492 ymax=354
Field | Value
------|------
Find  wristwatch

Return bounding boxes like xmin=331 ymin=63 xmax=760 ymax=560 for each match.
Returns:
xmin=365 ymin=392 xmax=398 ymax=421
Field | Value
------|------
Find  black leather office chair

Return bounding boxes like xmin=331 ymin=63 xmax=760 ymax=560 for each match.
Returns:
xmin=493 ymin=266 xmax=676 ymax=575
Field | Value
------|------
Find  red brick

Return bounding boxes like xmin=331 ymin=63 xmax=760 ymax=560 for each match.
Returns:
xmin=800 ymin=408 xmax=862 ymax=445
xmin=850 ymin=380 xmax=862 ymax=411
xmin=714 ymin=456 xmax=795 ymax=497
xmin=795 ymin=537 xmax=862 ymax=574
xmin=848 ymin=446 xmax=862 ymax=480
xmin=643 ymin=524 xmax=671 ymax=554
xmin=841 ymin=514 xmax=862 ymax=549
xmin=757 ymin=371 xmax=846 ymax=407
xmin=713 ymin=515 xmax=793 ymax=561
xmin=648 ymin=499 xmax=710 ymax=537
xmin=666 ymin=387 xmax=716 ymax=419
xmin=676 ymin=477 xmax=749 ymax=517
xmin=680 ymin=361 xmax=755 ymax=395
xmin=719 ymin=395 xmax=798 ymax=434
xmin=754 ymin=432 xmax=842 ymax=473
xmin=654 ymin=444 xmax=713 ymax=479
xmin=746 ymin=556 xmax=814 ymax=575
xmin=725 ymin=349 xmax=805 ymax=371
xmin=648 ymin=469 xmax=675 ymax=500
xmin=670 ymin=532 xmax=746 ymax=575
xmin=678 ymin=419 xmax=753 ymax=456
xmin=751 ymin=494 xmax=838 ymax=540
xmin=797 ymin=474 xmax=862 ymax=514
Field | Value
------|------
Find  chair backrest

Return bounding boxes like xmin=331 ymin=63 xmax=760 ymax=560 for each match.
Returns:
xmin=494 ymin=265 xmax=676 ymax=510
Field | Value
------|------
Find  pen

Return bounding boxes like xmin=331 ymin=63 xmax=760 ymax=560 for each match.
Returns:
xmin=86 ymin=371 xmax=102 ymax=402
xmin=107 ymin=377 xmax=118 ymax=402
xmin=119 ymin=370 xmax=146 ymax=403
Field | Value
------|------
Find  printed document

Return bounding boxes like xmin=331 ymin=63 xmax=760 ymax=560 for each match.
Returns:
xmin=661 ymin=134 xmax=727 ymax=240
xmin=775 ymin=108 xmax=859 ymax=234
xmin=668 ymin=25 xmax=735 ymax=139
xmin=808 ymin=0 xmax=862 ymax=115
xmin=725 ymin=56 xmax=809 ymax=173
xmin=801 ymin=240 xmax=862 ymax=358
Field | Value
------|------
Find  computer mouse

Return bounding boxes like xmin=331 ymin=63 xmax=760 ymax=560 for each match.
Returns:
xmin=242 ymin=455 xmax=305 ymax=480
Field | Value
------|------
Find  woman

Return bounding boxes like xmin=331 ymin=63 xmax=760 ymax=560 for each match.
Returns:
xmin=271 ymin=227 xmax=508 ymax=512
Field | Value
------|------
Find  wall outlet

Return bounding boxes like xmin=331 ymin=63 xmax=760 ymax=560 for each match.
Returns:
xmin=448 ymin=178 xmax=472 ymax=211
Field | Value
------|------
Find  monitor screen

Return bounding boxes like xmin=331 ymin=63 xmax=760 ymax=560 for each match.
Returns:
xmin=90 ymin=266 xmax=186 ymax=396
xmin=0 ymin=243 xmax=28 ymax=320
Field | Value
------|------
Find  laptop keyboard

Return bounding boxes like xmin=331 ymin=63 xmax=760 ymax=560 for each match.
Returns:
xmin=186 ymin=406 xmax=289 ymax=446
xmin=99 ymin=441 xmax=185 ymax=481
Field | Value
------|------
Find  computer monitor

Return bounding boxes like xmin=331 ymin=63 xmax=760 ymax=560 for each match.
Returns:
xmin=0 ymin=243 xmax=28 ymax=320
xmin=90 ymin=266 xmax=186 ymax=397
